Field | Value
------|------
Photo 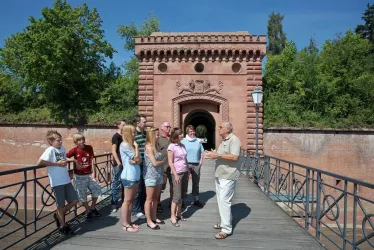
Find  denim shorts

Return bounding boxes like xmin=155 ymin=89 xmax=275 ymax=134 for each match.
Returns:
xmin=145 ymin=177 xmax=163 ymax=187
xmin=52 ymin=183 xmax=78 ymax=207
xmin=121 ymin=179 xmax=139 ymax=188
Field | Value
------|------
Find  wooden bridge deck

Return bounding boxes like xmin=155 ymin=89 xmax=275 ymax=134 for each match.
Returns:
xmin=29 ymin=160 xmax=323 ymax=250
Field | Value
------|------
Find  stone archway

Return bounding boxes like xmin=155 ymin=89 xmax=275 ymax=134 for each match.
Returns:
xmin=184 ymin=109 xmax=216 ymax=150
xmin=172 ymin=94 xmax=228 ymax=128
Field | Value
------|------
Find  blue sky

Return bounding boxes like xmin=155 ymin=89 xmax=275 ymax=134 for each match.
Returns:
xmin=0 ymin=0 xmax=370 ymax=66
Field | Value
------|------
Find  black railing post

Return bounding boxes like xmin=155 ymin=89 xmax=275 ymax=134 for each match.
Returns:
xmin=316 ymin=172 xmax=322 ymax=241
xmin=275 ymin=159 xmax=280 ymax=196
xmin=343 ymin=180 xmax=347 ymax=250
xmin=291 ymin=164 xmax=295 ymax=212
xmin=353 ymin=183 xmax=357 ymax=249
xmin=311 ymin=170 xmax=315 ymax=232
xmin=33 ymin=168 xmax=37 ymax=232
xmin=23 ymin=170 xmax=27 ymax=238
xmin=305 ymin=169 xmax=310 ymax=232
xmin=264 ymin=156 xmax=270 ymax=195
xmin=287 ymin=163 xmax=291 ymax=208
xmin=252 ymin=153 xmax=259 ymax=186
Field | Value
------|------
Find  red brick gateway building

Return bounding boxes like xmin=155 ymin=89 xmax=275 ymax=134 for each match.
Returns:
xmin=134 ymin=31 xmax=266 ymax=150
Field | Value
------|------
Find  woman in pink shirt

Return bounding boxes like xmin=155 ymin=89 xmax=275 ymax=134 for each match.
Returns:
xmin=167 ymin=128 xmax=189 ymax=227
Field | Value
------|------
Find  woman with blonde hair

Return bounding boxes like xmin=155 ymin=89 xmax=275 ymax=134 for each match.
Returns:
xmin=120 ymin=125 xmax=141 ymax=233
xmin=144 ymin=127 xmax=165 ymax=229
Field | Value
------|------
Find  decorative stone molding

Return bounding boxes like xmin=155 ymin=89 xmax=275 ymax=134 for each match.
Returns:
xmin=172 ymin=94 xmax=228 ymax=127
xmin=136 ymin=47 xmax=265 ymax=62
xmin=176 ymin=80 xmax=223 ymax=95
xmin=134 ymin=32 xmax=266 ymax=44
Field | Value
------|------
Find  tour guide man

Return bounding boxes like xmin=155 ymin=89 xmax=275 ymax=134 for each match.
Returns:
xmin=205 ymin=121 xmax=241 ymax=239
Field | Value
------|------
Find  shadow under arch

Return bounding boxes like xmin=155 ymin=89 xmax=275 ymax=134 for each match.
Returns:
xmin=184 ymin=109 xmax=216 ymax=150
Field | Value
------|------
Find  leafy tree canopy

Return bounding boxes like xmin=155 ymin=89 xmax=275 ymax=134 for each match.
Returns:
xmin=117 ymin=13 xmax=160 ymax=52
xmin=355 ymin=3 xmax=374 ymax=45
xmin=267 ymin=11 xmax=287 ymax=55
xmin=2 ymin=0 xmax=115 ymax=124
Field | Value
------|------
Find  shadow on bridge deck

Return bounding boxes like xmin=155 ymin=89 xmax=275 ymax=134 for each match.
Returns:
xmin=27 ymin=160 xmax=323 ymax=250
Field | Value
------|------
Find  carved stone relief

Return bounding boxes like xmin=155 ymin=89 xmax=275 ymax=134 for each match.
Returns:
xmin=176 ymin=80 xmax=223 ymax=95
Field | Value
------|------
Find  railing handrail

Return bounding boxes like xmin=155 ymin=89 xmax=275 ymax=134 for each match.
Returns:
xmin=0 ymin=152 xmax=114 ymax=250
xmin=243 ymin=150 xmax=374 ymax=249
xmin=245 ymin=151 xmax=374 ymax=189
xmin=0 ymin=153 xmax=112 ymax=176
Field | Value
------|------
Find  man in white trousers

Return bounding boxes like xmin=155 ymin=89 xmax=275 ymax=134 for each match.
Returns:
xmin=205 ymin=121 xmax=241 ymax=239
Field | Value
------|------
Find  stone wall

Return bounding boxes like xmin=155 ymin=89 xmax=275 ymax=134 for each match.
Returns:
xmin=263 ymin=128 xmax=374 ymax=228
xmin=0 ymin=125 xmax=115 ymax=171
xmin=1 ymin=125 xmax=373 ymax=181
xmin=263 ymin=129 xmax=374 ymax=184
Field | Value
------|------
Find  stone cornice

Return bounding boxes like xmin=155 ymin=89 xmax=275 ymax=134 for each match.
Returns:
xmin=136 ymin=46 xmax=266 ymax=62
xmin=134 ymin=33 xmax=266 ymax=44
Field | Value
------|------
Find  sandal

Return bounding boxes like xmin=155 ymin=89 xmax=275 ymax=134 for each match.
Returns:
xmin=213 ymin=224 xmax=222 ymax=230
xmin=176 ymin=216 xmax=187 ymax=221
xmin=215 ymin=231 xmax=230 ymax=239
xmin=147 ymin=224 xmax=160 ymax=230
xmin=130 ymin=223 xmax=140 ymax=229
xmin=153 ymin=219 xmax=165 ymax=224
xmin=122 ymin=224 xmax=139 ymax=233
xmin=170 ymin=219 xmax=180 ymax=227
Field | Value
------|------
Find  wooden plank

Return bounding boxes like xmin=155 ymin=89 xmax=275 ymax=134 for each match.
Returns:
xmin=30 ymin=160 xmax=324 ymax=250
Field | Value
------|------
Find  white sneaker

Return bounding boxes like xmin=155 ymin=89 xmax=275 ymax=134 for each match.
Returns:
xmin=135 ymin=212 xmax=146 ymax=219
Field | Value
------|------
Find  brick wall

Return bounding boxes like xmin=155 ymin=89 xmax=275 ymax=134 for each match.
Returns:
xmin=263 ymin=129 xmax=374 ymax=183
xmin=263 ymin=129 xmax=374 ymax=227
xmin=1 ymin=125 xmax=372 ymax=180
xmin=246 ymin=60 xmax=263 ymax=151
xmin=138 ymin=62 xmax=154 ymax=127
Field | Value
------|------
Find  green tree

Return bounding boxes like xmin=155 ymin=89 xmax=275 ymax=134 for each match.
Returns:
xmin=0 ymin=48 xmax=4 ymax=70
xmin=196 ymin=125 xmax=207 ymax=138
xmin=2 ymin=0 xmax=115 ymax=124
xmin=0 ymin=72 xmax=25 ymax=113
xmin=103 ymin=14 xmax=160 ymax=113
xmin=355 ymin=3 xmax=374 ymax=45
xmin=264 ymin=30 xmax=374 ymax=128
xmin=117 ymin=13 xmax=160 ymax=52
xmin=263 ymin=41 xmax=304 ymax=127
xmin=267 ymin=12 xmax=287 ymax=55
xmin=98 ymin=60 xmax=139 ymax=111
xmin=318 ymin=30 xmax=374 ymax=125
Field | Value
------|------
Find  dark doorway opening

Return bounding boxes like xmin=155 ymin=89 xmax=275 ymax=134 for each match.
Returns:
xmin=184 ymin=110 xmax=216 ymax=150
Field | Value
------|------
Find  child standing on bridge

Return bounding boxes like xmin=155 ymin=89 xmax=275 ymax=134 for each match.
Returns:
xmin=37 ymin=130 xmax=79 ymax=236
xmin=66 ymin=133 xmax=102 ymax=220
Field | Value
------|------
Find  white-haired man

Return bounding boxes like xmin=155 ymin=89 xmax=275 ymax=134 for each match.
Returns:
xmin=205 ymin=121 xmax=241 ymax=239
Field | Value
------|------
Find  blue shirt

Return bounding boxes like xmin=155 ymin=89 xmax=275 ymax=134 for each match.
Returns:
xmin=181 ymin=138 xmax=204 ymax=164
xmin=120 ymin=142 xmax=141 ymax=181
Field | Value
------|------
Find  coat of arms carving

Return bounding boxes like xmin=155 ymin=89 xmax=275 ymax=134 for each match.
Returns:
xmin=176 ymin=80 xmax=223 ymax=95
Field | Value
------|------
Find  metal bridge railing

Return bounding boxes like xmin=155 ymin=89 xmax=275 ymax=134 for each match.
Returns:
xmin=2 ymin=151 xmax=373 ymax=249
xmin=0 ymin=153 xmax=114 ymax=250
xmin=240 ymin=150 xmax=374 ymax=250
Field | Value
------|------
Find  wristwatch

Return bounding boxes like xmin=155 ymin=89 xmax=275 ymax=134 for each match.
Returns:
xmin=218 ymin=154 xmax=222 ymax=159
